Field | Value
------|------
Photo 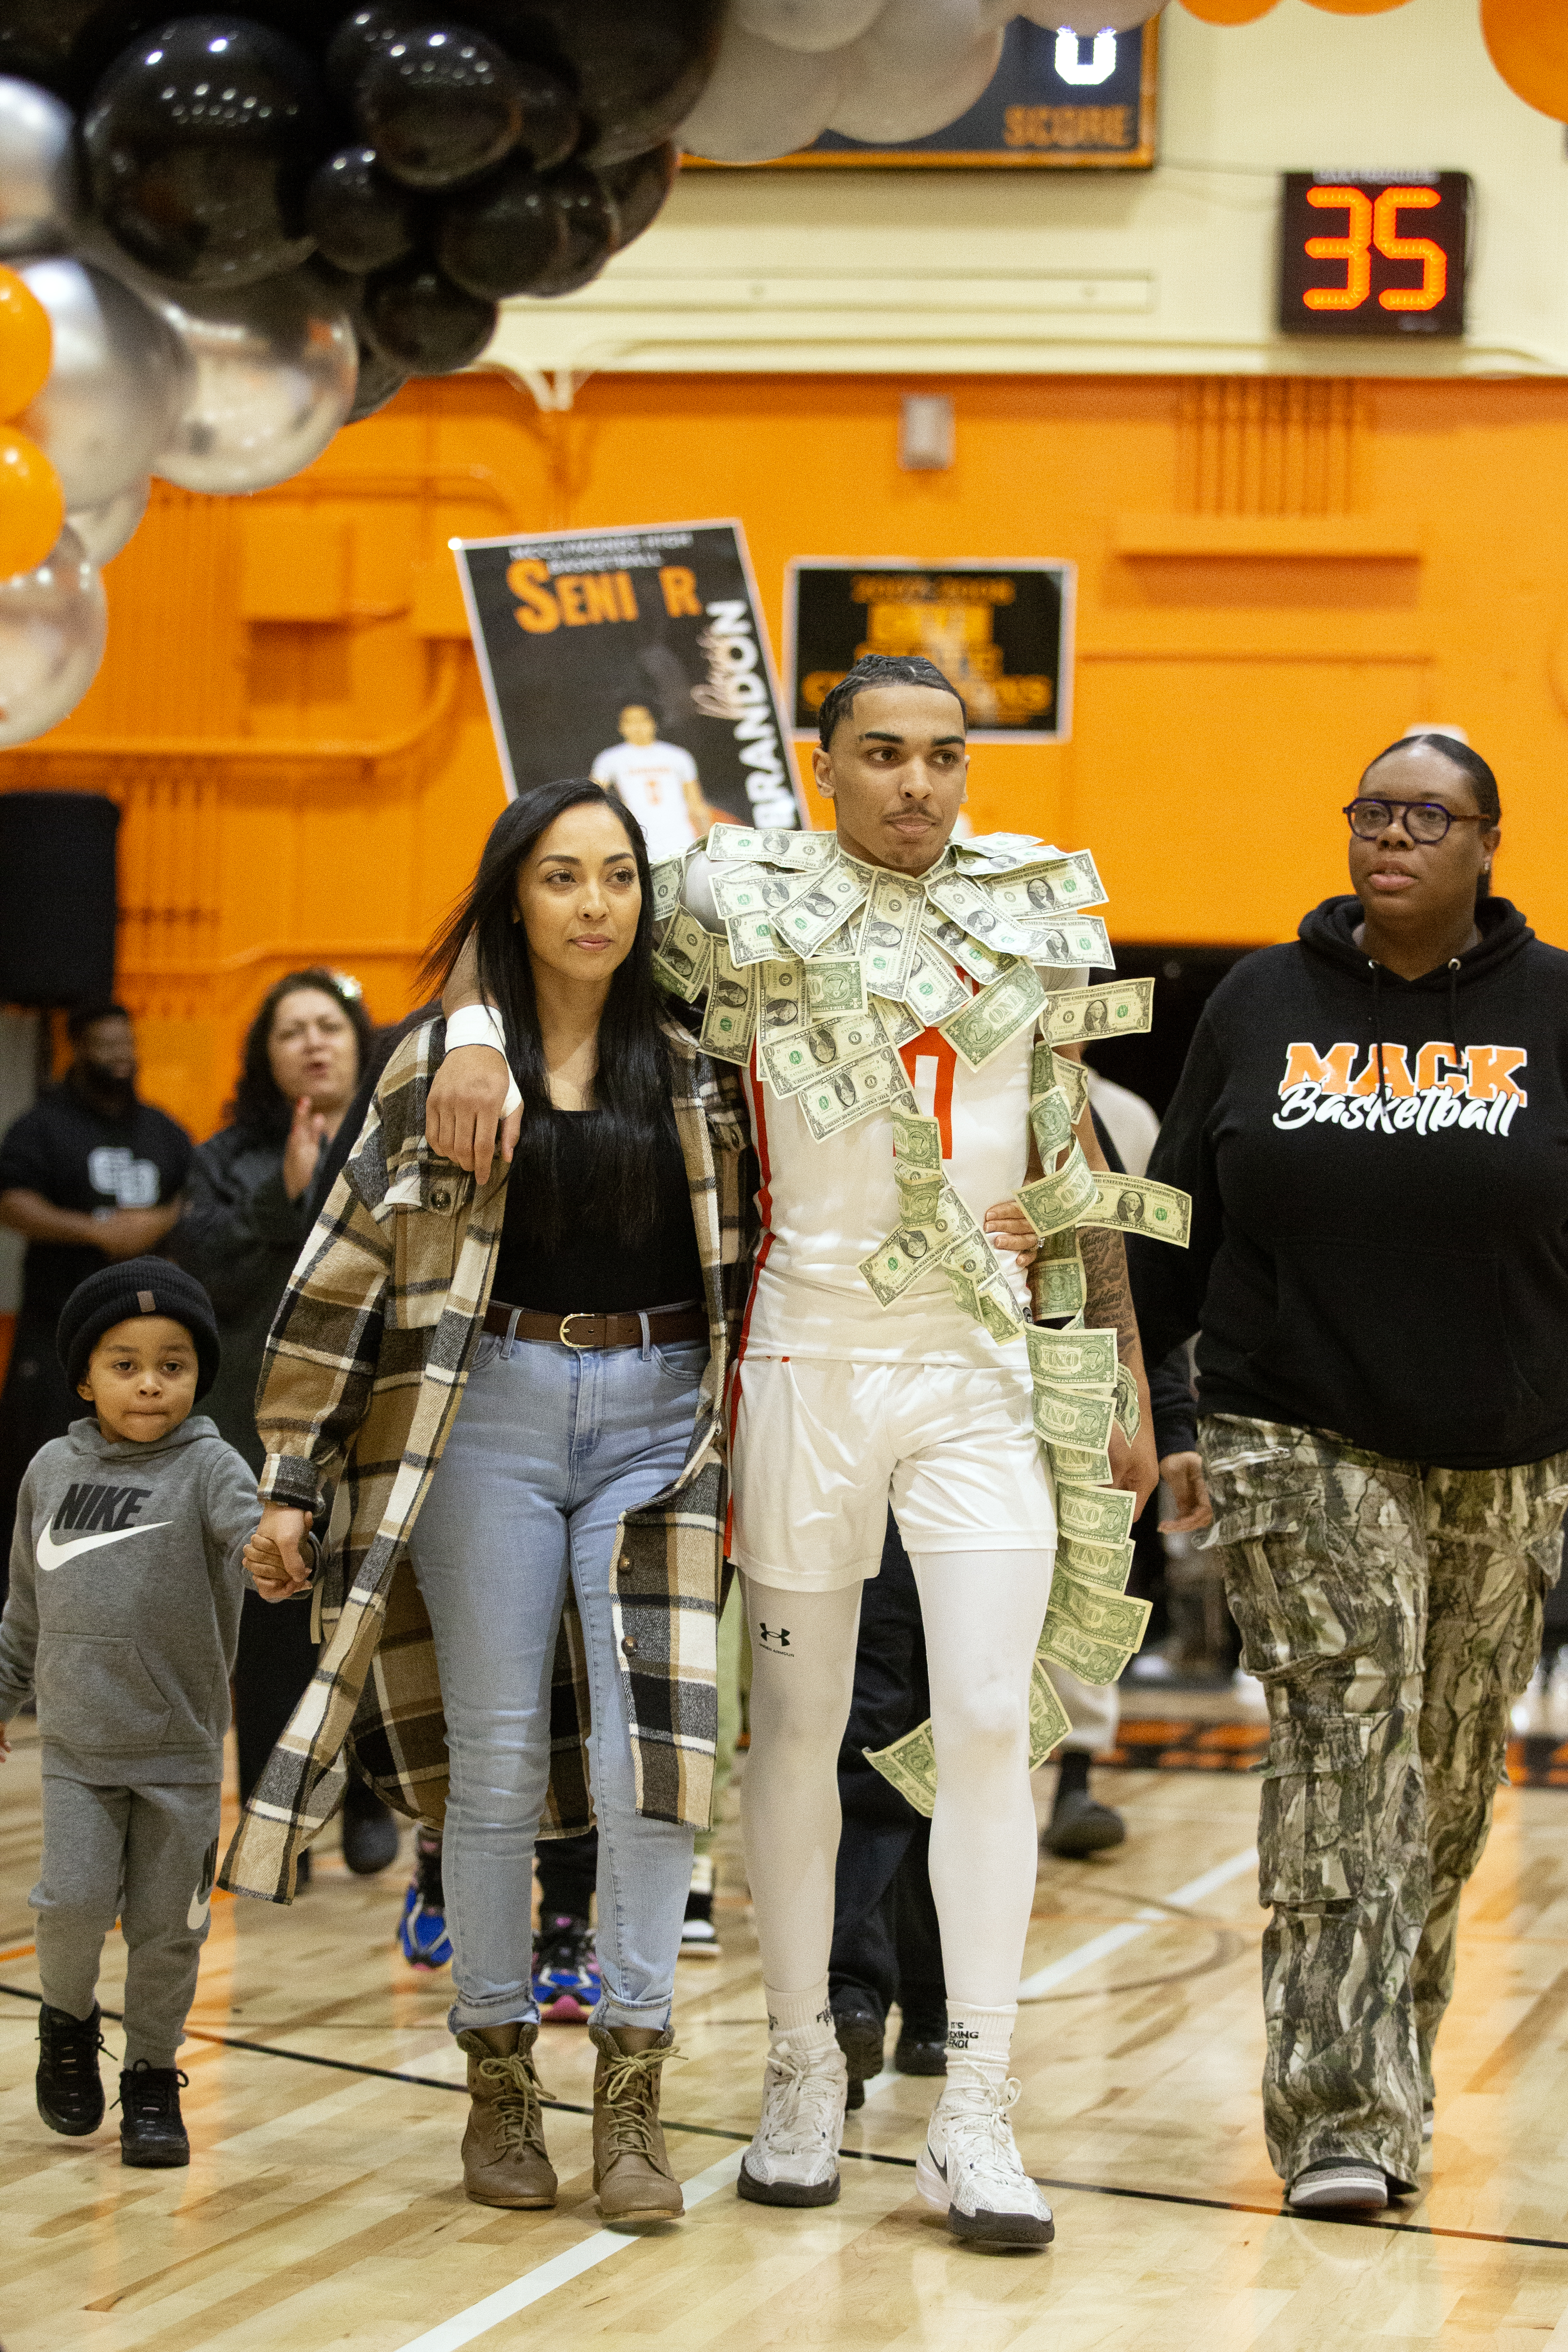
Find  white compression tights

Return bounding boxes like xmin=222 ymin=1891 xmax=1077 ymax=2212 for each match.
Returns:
xmin=740 ymin=1550 xmax=1052 ymax=2012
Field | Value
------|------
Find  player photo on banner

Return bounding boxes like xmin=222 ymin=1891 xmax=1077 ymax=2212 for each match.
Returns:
xmin=785 ymin=558 xmax=1076 ymax=745
xmin=453 ymin=519 xmax=805 ymax=851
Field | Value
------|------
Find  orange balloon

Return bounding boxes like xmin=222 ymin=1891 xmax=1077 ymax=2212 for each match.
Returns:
xmin=0 ymin=268 xmax=52 ymax=421
xmin=0 ymin=426 xmax=64 ymax=579
xmin=1178 ymin=0 xmax=1279 ymax=20
xmin=1482 ymin=0 xmax=1568 ymax=121
xmin=1303 ymin=0 xmax=1413 ymax=12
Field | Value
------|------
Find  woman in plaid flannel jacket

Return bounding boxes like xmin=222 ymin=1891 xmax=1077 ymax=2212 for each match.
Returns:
xmin=226 ymin=783 xmax=756 ymax=2220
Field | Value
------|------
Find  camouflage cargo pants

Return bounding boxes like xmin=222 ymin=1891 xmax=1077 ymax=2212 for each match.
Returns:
xmin=1201 ymin=1415 xmax=1568 ymax=2189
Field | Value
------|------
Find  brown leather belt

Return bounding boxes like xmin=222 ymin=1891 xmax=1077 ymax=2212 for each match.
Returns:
xmin=481 ymin=1300 xmax=708 ymax=1351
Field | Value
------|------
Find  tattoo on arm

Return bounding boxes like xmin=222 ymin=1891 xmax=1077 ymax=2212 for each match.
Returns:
xmin=1079 ymin=1225 xmax=1142 ymax=1365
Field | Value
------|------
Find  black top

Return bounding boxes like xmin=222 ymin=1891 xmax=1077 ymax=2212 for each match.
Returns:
xmin=492 ymin=1109 xmax=702 ymax=1315
xmin=167 ymin=1125 xmax=314 ymax=1472
xmin=0 ymin=1078 xmax=192 ymax=1327
xmin=1129 ymin=895 xmax=1568 ymax=1471
xmin=1088 ymin=1103 xmax=1198 ymax=1462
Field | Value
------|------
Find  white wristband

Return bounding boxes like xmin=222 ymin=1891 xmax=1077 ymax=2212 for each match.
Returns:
xmin=444 ymin=1003 xmax=523 ymax=1116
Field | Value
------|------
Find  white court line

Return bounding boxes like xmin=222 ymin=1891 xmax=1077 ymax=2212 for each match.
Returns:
xmin=395 ymin=2149 xmax=744 ymax=2352
xmin=1018 ymin=1844 xmax=1258 ymax=2001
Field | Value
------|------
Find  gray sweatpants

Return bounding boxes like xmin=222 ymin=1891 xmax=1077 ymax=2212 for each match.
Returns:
xmin=31 ymin=1777 xmax=220 ymax=2070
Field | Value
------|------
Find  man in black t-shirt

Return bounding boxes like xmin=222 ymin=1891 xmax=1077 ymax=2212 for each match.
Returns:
xmin=0 ymin=1003 xmax=192 ymax=1596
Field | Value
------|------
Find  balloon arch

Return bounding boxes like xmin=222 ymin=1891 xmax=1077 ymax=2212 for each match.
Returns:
xmin=0 ymin=0 xmax=1557 ymax=748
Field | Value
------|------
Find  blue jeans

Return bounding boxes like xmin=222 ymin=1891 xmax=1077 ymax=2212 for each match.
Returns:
xmin=409 ymin=1328 xmax=706 ymax=2036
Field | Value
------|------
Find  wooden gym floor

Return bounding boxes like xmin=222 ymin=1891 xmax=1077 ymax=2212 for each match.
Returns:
xmin=3 ymin=1716 xmax=1568 ymax=2352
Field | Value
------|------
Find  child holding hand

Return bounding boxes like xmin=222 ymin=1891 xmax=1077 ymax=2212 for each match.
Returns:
xmin=0 ymin=1259 xmax=257 ymax=2168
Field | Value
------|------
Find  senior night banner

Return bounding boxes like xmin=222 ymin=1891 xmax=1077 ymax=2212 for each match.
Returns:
xmin=453 ymin=520 xmax=805 ymax=855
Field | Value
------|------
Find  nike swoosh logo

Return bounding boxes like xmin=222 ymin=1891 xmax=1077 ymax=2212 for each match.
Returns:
xmin=187 ymin=1890 xmax=212 ymax=1930
xmin=37 ymin=1521 xmax=172 ymax=1572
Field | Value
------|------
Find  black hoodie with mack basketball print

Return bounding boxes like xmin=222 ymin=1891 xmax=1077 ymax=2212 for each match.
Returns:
xmin=1129 ymin=895 xmax=1568 ymax=1471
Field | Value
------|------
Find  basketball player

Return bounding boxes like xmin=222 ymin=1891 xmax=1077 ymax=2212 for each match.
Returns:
xmin=590 ymin=704 xmax=713 ymax=862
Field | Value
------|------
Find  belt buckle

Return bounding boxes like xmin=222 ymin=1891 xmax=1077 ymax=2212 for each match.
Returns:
xmin=559 ymin=1312 xmax=595 ymax=1351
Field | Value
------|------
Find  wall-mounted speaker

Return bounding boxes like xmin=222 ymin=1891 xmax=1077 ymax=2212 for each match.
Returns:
xmin=0 ymin=792 xmax=118 ymax=1007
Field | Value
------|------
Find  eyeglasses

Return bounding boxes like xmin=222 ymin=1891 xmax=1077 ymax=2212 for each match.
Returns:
xmin=1343 ymin=798 xmax=1489 ymax=845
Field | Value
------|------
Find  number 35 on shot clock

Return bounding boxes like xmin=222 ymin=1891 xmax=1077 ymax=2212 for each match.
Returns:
xmin=1278 ymin=172 xmax=1469 ymax=339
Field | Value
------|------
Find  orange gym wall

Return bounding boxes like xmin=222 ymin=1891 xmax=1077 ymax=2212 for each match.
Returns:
xmin=2 ymin=365 xmax=1567 ymax=1142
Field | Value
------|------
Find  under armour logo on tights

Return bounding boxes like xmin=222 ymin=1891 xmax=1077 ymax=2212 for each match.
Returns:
xmin=757 ymin=1624 xmax=792 ymax=1651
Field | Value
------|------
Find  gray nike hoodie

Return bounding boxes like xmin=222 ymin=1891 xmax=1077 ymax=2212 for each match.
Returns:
xmin=0 ymin=1414 xmax=256 ymax=1783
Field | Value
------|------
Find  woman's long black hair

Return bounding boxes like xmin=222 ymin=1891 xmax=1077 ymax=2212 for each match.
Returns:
xmin=227 ymin=966 xmax=374 ymax=1140
xmin=420 ymin=779 xmax=674 ymax=1245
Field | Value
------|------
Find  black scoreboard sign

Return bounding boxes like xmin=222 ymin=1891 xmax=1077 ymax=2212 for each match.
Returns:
xmin=785 ymin=560 xmax=1075 ymax=745
xmin=1279 ymin=173 xmax=1469 ymax=339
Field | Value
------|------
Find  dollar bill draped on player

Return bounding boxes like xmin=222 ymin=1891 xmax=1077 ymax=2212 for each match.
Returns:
xmin=1078 ymin=1173 xmax=1192 ymax=1249
xmin=864 ymin=1657 xmax=1073 ymax=1815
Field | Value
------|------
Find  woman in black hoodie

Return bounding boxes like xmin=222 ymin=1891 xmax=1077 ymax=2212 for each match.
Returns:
xmin=1132 ymin=733 xmax=1568 ymax=2217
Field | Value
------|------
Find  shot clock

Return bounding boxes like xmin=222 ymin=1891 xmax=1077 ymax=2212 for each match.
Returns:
xmin=1279 ymin=172 xmax=1470 ymax=339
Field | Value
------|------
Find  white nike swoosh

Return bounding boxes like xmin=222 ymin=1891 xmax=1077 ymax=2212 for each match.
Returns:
xmin=187 ymin=1891 xmax=212 ymax=1931
xmin=37 ymin=1521 xmax=172 ymax=1572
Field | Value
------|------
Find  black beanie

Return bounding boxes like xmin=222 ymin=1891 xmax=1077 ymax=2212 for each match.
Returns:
xmin=57 ymin=1258 xmax=222 ymax=1400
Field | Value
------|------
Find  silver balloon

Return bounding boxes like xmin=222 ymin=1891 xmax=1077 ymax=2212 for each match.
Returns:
xmin=0 ymin=527 xmax=107 ymax=749
xmin=733 ymin=0 xmax=885 ymax=51
xmin=67 ymin=477 xmax=150 ymax=567
xmin=1017 ymin=0 xmax=1163 ymax=26
xmin=152 ymin=272 xmax=357 ymax=496
xmin=681 ymin=25 xmax=850 ymax=161
xmin=16 ymin=260 xmax=188 ymax=511
xmin=829 ymin=0 xmax=1004 ymax=143
xmin=0 ymin=79 xmax=77 ymax=257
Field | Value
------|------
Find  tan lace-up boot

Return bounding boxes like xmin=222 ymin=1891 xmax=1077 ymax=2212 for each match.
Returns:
xmin=455 ymin=2022 xmax=557 ymax=2208
xmin=590 ymin=2023 xmax=684 ymax=2223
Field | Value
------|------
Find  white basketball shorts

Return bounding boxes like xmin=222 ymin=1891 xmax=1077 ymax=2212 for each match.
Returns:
xmin=728 ymin=1355 xmax=1057 ymax=1592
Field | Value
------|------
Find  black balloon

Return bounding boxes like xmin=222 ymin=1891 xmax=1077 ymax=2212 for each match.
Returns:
xmin=362 ymin=251 xmax=495 ymax=372
xmin=436 ymin=158 xmax=563 ymax=300
xmin=600 ymin=141 xmax=677 ymax=254
xmin=356 ymin=24 xmax=525 ymax=190
xmin=306 ymin=146 xmax=420 ymax=273
xmin=513 ymin=62 xmax=577 ymax=172
xmin=0 ymin=0 xmax=345 ymax=95
xmin=82 ymin=16 xmax=326 ymax=286
xmin=464 ymin=0 xmax=723 ymax=167
xmin=527 ymin=161 xmax=616 ymax=299
xmin=347 ymin=334 xmax=408 ymax=420
xmin=323 ymin=4 xmax=425 ymax=100
xmin=0 ymin=3 xmax=161 ymax=101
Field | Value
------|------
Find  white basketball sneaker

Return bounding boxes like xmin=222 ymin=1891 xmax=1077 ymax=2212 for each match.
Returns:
xmin=737 ymin=2035 xmax=848 ymax=2207
xmin=917 ymin=2076 xmax=1054 ymax=2248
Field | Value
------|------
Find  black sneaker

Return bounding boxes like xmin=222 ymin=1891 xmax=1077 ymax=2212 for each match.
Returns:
xmin=119 ymin=2062 xmax=190 ymax=2169
xmin=1045 ymin=1788 xmax=1127 ymax=1859
xmin=37 ymin=2001 xmax=106 ymax=2136
xmin=830 ymin=1990 xmax=885 ymax=2113
xmin=532 ymin=1913 xmax=601 ymax=2022
xmin=894 ymin=2017 xmax=948 ymax=2077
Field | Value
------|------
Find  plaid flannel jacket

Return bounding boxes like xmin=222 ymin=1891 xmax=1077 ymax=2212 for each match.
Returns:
xmin=221 ymin=1013 xmax=757 ymax=1903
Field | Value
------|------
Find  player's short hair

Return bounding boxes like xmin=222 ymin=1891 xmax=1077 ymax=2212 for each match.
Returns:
xmin=817 ymin=653 xmax=965 ymax=749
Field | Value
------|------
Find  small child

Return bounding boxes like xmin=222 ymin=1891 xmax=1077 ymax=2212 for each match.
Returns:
xmin=0 ymin=1258 xmax=257 ymax=2169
